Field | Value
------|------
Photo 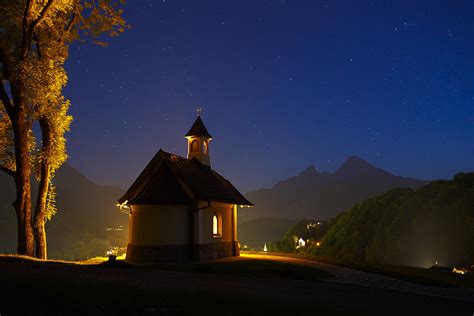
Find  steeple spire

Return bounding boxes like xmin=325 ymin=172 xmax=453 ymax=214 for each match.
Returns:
xmin=185 ymin=115 xmax=212 ymax=139
xmin=185 ymin=112 xmax=212 ymax=166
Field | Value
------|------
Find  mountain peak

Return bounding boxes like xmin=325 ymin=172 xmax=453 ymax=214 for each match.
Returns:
xmin=243 ymin=155 xmax=428 ymax=224
xmin=299 ymin=165 xmax=319 ymax=177
xmin=336 ymin=156 xmax=388 ymax=177
xmin=343 ymin=155 xmax=371 ymax=166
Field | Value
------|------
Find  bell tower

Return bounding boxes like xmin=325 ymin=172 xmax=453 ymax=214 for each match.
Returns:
xmin=185 ymin=109 xmax=212 ymax=166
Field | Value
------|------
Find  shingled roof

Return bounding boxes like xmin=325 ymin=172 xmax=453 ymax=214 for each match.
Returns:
xmin=185 ymin=116 xmax=212 ymax=138
xmin=118 ymin=150 xmax=252 ymax=206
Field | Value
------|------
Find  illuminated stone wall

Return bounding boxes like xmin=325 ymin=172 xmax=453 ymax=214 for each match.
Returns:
xmin=126 ymin=201 xmax=239 ymax=262
xmin=193 ymin=201 xmax=236 ymax=244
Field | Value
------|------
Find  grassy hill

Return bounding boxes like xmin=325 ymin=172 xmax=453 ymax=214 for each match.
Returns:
xmin=1 ymin=253 xmax=473 ymax=315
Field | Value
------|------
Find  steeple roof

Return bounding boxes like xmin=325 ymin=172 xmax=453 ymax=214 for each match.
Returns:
xmin=185 ymin=116 xmax=212 ymax=138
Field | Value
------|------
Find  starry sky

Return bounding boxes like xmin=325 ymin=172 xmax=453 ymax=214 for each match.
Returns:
xmin=64 ymin=0 xmax=474 ymax=192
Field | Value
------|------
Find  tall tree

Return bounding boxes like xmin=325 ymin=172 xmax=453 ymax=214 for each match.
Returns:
xmin=0 ymin=0 xmax=128 ymax=257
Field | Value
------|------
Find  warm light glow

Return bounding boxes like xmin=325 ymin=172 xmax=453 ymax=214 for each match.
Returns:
xmin=212 ymin=214 xmax=218 ymax=235
xmin=116 ymin=200 xmax=131 ymax=214
xmin=296 ymin=237 xmax=306 ymax=249
xmin=453 ymin=268 xmax=466 ymax=275
xmin=190 ymin=139 xmax=199 ymax=153
xmin=263 ymin=243 xmax=268 ymax=252
xmin=316 ymin=241 xmax=321 ymax=247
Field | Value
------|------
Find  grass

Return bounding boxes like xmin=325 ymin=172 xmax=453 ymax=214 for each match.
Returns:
xmin=112 ymin=254 xmax=333 ymax=281
xmin=0 ymin=253 xmax=472 ymax=315
xmin=0 ymin=254 xmax=343 ymax=315
xmin=3 ymin=252 xmax=472 ymax=289
xmin=0 ymin=253 xmax=334 ymax=281
xmin=0 ymin=253 xmax=109 ymax=265
xmin=196 ymin=257 xmax=334 ymax=280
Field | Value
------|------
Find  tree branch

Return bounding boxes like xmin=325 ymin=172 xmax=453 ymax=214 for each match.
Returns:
xmin=23 ymin=0 xmax=55 ymax=55
xmin=0 ymin=166 xmax=16 ymax=178
xmin=30 ymin=0 xmax=55 ymax=32
xmin=21 ymin=0 xmax=35 ymax=57
xmin=24 ymin=0 xmax=34 ymax=24
xmin=65 ymin=13 xmax=76 ymax=32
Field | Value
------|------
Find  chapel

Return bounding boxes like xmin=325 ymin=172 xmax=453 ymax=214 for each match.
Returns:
xmin=117 ymin=113 xmax=252 ymax=262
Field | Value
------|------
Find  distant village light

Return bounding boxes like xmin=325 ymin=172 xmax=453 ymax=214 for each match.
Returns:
xmin=296 ymin=238 xmax=306 ymax=249
xmin=453 ymin=268 xmax=467 ymax=275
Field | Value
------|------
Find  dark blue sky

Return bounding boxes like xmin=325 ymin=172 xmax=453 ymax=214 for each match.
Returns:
xmin=64 ymin=0 xmax=474 ymax=192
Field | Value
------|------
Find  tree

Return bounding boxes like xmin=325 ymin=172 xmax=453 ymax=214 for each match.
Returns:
xmin=33 ymin=100 xmax=72 ymax=259
xmin=0 ymin=0 xmax=128 ymax=258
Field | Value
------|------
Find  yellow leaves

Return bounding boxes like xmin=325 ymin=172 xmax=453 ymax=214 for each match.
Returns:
xmin=29 ymin=0 xmax=75 ymax=29
xmin=75 ymin=0 xmax=130 ymax=46
xmin=17 ymin=56 xmax=68 ymax=123
xmin=47 ymin=98 xmax=73 ymax=172
xmin=92 ymin=40 xmax=108 ymax=47
xmin=0 ymin=105 xmax=22 ymax=173
xmin=0 ymin=106 xmax=14 ymax=168
xmin=34 ymin=96 xmax=73 ymax=175
xmin=1 ymin=0 xmax=128 ymax=222
xmin=45 ymin=182 xmax=57 ymax=220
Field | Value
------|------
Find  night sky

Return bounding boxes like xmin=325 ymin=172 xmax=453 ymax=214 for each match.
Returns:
xmin=64 ymin=0 xmax=474 ymax=192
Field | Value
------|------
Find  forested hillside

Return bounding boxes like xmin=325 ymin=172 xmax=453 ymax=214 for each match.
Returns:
xmin=307 ymin=172 xmax=474 ymax=267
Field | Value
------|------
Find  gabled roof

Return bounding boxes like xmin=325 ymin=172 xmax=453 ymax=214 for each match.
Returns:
xmin=185 ymin=116 xmax=212 ymax=138
xmin=118 ymin=150 xmax=253 ymax=206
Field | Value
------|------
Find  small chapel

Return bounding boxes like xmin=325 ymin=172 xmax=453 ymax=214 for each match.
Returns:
xmin=117 ymin=112 xmax=253 ymax=262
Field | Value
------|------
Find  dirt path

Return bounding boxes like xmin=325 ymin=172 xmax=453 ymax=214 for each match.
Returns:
xmin=239 ymin=253 xmax=474 ymax=303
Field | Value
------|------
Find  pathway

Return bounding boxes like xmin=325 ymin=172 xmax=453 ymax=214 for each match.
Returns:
xmin=239 ymin=253 xmax=474 ymax=303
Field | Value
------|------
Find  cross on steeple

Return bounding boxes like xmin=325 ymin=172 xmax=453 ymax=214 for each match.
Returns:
xmin=196 ymin=107 xmax=202 ymax=116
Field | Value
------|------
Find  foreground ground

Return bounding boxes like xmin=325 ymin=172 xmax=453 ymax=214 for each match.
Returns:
xmin=1 ymin=253 xmax=473 ymax=315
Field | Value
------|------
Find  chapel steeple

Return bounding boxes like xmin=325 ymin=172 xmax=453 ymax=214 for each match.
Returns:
xmin=185 ymin=109 xmax=212 ymax=166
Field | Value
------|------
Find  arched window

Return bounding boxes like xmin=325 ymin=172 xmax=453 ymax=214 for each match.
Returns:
xmin=212 ymin=214 xmax=221 ymax=237
xmin=190 ymin=139 xmax=199 ymax=153
xmin=203 ymin=140 xmax=209 ymax=154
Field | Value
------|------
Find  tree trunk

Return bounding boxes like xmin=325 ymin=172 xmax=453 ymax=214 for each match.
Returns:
xmin=11 ymin=104 xmax=34 ymax=256
xmin=33 ymin=163 xmax=49 ymax=259
xmin=33 ymin=118 xmax=51 ymax=259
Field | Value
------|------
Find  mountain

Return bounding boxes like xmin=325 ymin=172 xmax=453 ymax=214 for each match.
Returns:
xmin=241 ymin=156 xmax=428 ymax=223
xmin=308 ymin=172 xmax=474 ymax=267
xmin=0 ymin=164 xmax=127 ymax=260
